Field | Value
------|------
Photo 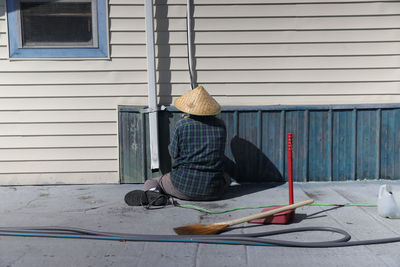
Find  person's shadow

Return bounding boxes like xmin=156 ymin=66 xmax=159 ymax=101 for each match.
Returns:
xmin=222 ymin=136 xmax=284 ymax=199
xmin=226 ymin=136 xmax=283 ymax=183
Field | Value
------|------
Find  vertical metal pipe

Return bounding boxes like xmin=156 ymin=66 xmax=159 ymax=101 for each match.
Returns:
xmin=144 ymin=0 xmax=160 ymax=169
xmin=186 ymin=0 xmax=196 ymax=89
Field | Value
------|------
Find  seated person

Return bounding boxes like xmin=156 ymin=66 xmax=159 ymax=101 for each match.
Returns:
xmin=125 ymin=86 xmax=230 ymax=207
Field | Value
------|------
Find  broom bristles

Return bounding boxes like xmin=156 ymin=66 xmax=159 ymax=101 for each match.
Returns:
xmin=173 ymin=223 xmax=229 ymax=235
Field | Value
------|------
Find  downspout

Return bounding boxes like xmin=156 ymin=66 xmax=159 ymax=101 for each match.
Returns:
xmin=144 ymin=0 xmax=159 ymax=170
xmin=186 ymin=0 xmax=196 ymax=89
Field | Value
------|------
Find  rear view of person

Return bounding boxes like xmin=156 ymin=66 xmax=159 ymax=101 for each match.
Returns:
xmin=125 ymin=86 xmax=230 ymax=207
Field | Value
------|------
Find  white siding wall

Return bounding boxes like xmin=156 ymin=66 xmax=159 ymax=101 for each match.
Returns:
xmin=0 ymin=0 xmax=150 ymax=184
xmin=146 ymin=0 xmax=400 ymax=105
xmin=1 ymin=0 xmax=400 ymax=184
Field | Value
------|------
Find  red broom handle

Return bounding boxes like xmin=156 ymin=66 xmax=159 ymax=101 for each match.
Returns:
xmin=288 ymin=133 xmax=294 ymax=205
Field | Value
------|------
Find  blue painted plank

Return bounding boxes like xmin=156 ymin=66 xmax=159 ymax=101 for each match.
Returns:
xmin=261 ymin=111 xmax=284 ymax=182
xmin=352 ymin=109 xmax=357 ymax=180
xmin=308 ymin=111 xmax=331 ymax=182
xmin=332 ymin=110 xmax=354 ymax=181
xmin=381 ymin=109 xmax=400 ymax=179
xmin=119 ymin=111 xmax=146 ymax=183
xmin=238 ymin=112 xmax=259 ymax=142
xmin=356 ymin=110 xmax=379 ymax=179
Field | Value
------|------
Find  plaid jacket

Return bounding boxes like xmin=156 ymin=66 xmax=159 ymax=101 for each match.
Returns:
xmin=169 ymin=115 xmax=227 ymax=198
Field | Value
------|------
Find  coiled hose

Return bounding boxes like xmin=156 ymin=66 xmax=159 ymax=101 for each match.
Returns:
xmin=1 ymin=226 xmax=400 ymax=248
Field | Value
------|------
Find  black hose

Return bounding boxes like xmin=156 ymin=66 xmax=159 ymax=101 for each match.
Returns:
xmin=2 ymin=226 xmax=400 ymax=248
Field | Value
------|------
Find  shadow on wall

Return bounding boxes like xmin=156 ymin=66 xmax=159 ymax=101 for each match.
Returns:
xmin=224 ymin=136 xmax=284 ymax=183
xmin=158 ymin=111 xmax=283 ymax=183
xmin=157 ymin=110 xmax=173 ymax=174
xmin=156 ymin=0 xmax=197 ymax=105
xmin=155 ymin=0 xmax=172 ymax=105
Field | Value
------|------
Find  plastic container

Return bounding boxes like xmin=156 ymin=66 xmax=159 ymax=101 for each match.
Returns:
xmin=377 ymin=184 xmax=400 ymax=219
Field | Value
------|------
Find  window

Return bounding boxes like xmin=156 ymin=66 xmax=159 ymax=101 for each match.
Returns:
xmin=7 ymin=0 xmax=108 ymax=58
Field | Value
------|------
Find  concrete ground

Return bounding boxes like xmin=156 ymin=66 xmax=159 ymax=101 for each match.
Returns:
xmin=1 ymin=181 xmax=400 ymax=267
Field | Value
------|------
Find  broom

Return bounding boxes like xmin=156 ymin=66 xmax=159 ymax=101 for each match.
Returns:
xmin=174 ymin=198 xmax=314 ymax=235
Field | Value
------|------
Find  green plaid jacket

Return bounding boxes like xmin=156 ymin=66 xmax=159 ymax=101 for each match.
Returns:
xmin=169 ymin=115 xmax=227 ymax=198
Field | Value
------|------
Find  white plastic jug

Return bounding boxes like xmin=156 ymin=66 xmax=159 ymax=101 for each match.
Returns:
xmin=377 ymin=184 xmax=400 ymax=219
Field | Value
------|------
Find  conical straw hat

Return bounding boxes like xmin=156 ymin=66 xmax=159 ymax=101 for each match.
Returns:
xmin=174 ymin=85 xmax=221 ymax=116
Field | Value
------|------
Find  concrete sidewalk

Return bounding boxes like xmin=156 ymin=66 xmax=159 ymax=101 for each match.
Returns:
xmin=1 ymin=181 xmax=400 ymax=267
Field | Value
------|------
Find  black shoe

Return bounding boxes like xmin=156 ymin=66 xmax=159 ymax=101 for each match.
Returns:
xmin=124 ymin=190 xmax=169 ymax=208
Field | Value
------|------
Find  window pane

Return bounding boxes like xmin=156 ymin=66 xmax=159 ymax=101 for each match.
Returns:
xmin=20 ymin=2 xmax=93 ymax=47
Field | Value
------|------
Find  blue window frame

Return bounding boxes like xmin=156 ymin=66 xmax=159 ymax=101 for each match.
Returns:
xmin=6 ymin=0 xmax=108 ymax=58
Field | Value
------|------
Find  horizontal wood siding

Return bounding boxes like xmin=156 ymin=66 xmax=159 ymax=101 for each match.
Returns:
xmin=1 ymin=0 xmax=400 ymax=184
xmin=110 ymin=0 xmax=400 ymax=105
xmin=0 ymin=3 xmax=6 ymax=59
xmin=0 ymin=0 xmax=141 ymax=184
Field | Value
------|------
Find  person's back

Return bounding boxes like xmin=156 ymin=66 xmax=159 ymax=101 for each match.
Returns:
xmin=169 ymin=115 xmax=227 ymax=199
xmin=124 ymin=85 xmax=230 ymax=207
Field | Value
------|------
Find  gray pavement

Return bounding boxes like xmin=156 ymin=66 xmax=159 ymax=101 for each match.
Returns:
xmin=1 ymin=181 xmax=400 ymax=267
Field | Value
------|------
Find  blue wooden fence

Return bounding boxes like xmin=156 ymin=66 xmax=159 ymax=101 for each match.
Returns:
xmin=119 ymin=104 xmax=400 ymax=183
